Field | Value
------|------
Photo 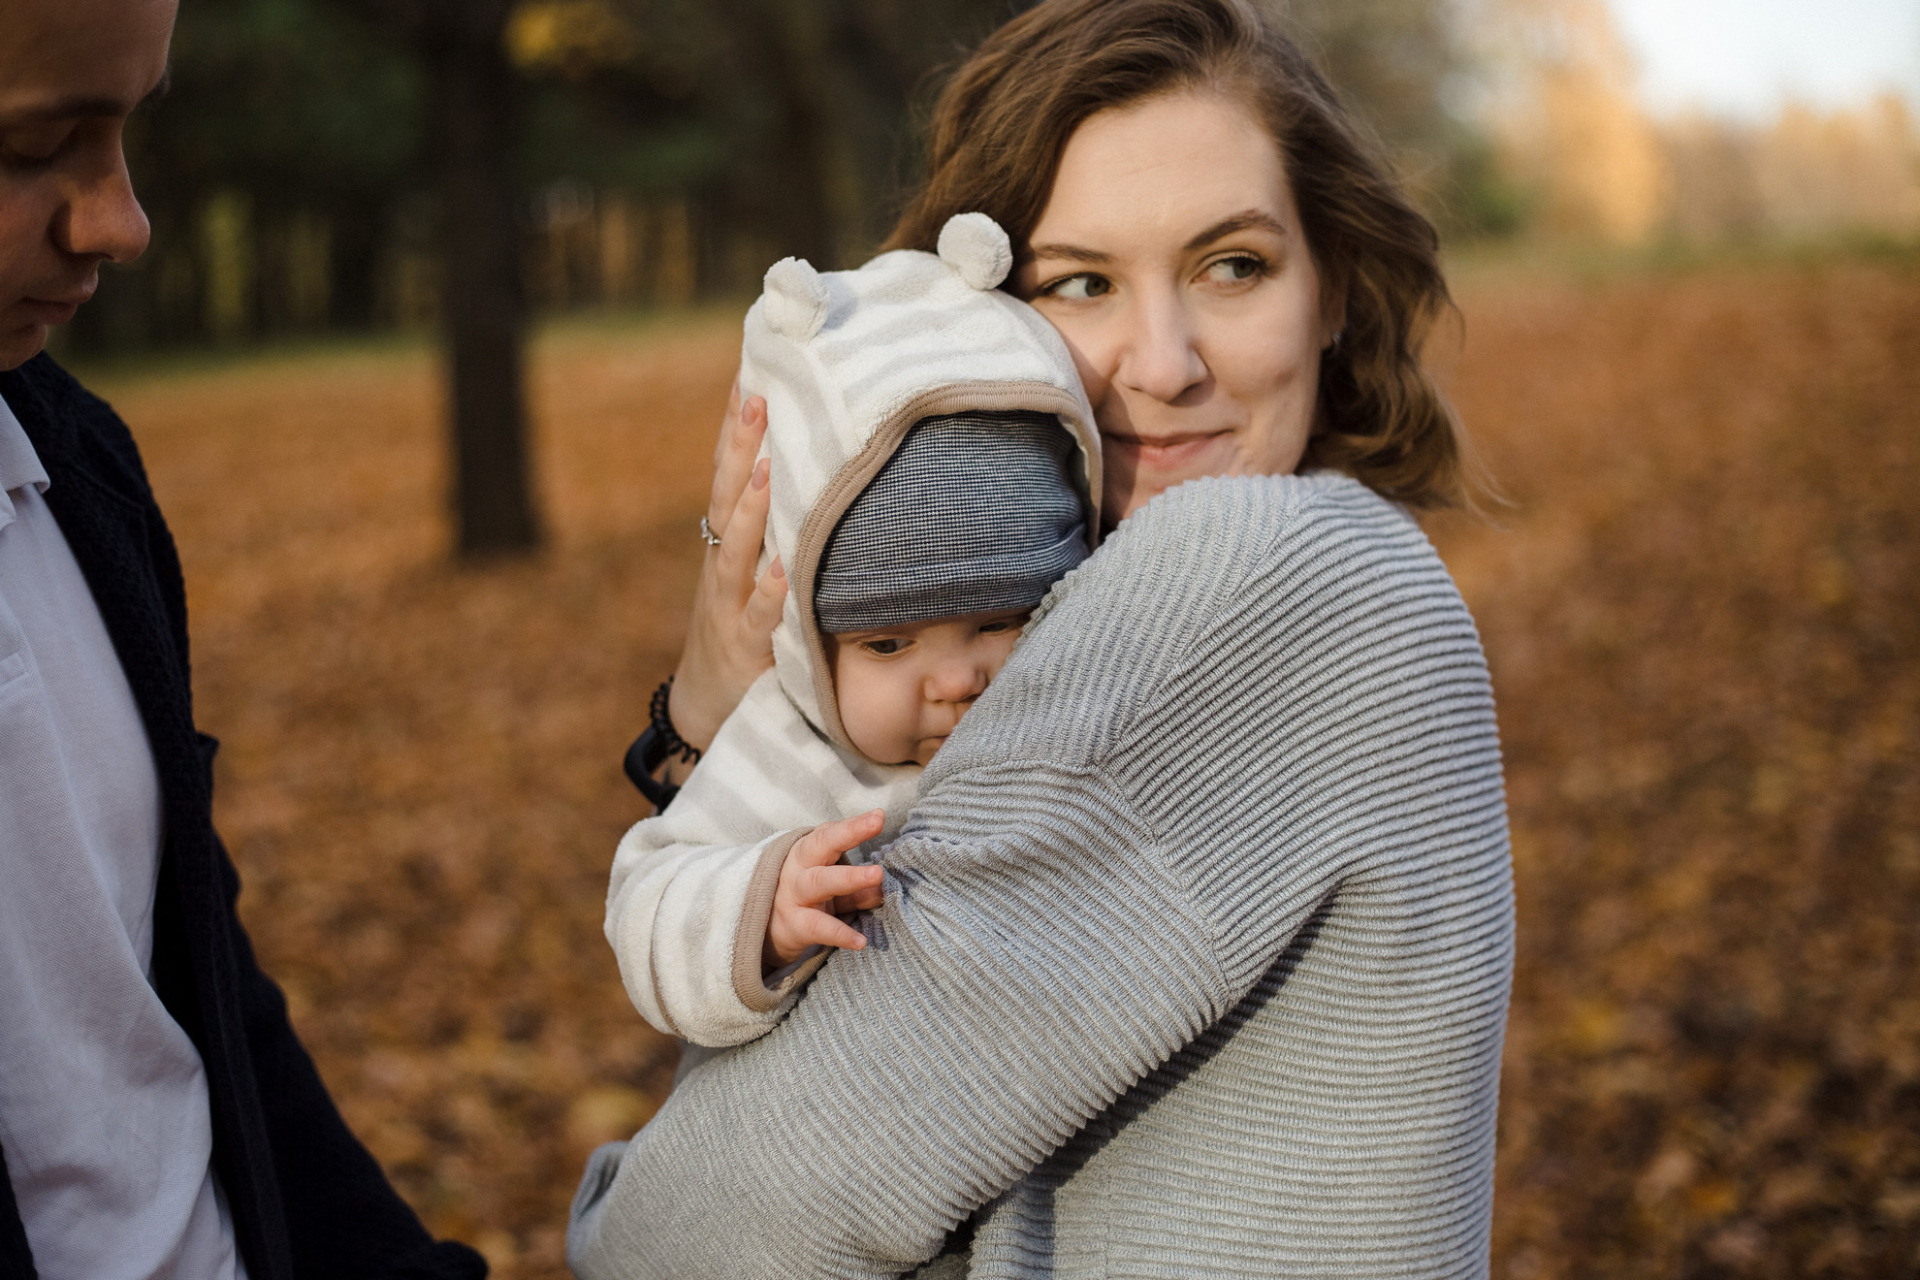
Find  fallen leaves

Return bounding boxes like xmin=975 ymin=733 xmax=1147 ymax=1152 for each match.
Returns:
xmin=1438 ymin=257 xmax=1920 ymax=1278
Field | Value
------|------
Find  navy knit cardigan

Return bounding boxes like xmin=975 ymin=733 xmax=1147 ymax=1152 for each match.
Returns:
xmin=0 ymin=354 xmax=485 ymax=1280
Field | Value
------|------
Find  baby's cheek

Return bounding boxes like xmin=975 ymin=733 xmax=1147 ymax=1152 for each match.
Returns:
xmin=982 ymin=634 xmax=1024 ymax=684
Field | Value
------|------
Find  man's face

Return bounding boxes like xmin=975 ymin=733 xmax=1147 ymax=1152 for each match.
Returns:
xmin=0 ymin=0 xmax=175 ymax=371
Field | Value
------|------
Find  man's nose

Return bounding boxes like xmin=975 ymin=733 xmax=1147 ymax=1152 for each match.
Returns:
xmin=1114 ymin=287 xmax=1207 ymax=403
xmin=56 ymin=153 xmax=152 ymax=266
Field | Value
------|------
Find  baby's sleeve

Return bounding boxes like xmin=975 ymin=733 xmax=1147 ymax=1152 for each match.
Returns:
xmin=605 ymin=671 xmax=919 ymax=1047
xmin=606 ymin=824 xmax=814 ymax=1045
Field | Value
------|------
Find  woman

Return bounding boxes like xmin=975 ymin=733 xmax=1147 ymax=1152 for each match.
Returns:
xmin=574 ymin=1 xmax=1512 ymax=1276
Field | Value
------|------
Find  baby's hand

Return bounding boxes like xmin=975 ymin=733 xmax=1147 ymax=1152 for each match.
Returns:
xmin=763 ymin=810 xmax=887 ymax=974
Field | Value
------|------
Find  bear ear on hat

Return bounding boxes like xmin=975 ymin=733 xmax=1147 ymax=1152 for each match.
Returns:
xmin=762 ymin=256 xmax=830 ymax=341
xmin=938 ymin=213 xmax=1013 ymax=290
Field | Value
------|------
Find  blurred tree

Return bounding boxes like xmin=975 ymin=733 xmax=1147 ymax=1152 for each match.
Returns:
xmin=74 ymin=0 xmax=425 ymax=348
xmin=1474 ymin=0 xmax=1667 ymax=244
xmin=1285 ymin=0 xmax=1463 ymax=155
xmin=323 ymin=0 xmax=543 ymax=558
xmin=1279 ymin=0 xmax=1523 ymax=239
xmin=522 ymin=0 xmax=1013 ymax=274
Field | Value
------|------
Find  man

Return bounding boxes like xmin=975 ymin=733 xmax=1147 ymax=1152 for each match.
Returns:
xmin=0 ymin=1 xmax=486 ymax=1275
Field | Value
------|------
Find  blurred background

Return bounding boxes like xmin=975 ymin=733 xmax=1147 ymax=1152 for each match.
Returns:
xmin=52 ymin=0 xmax=1920 ymax=1276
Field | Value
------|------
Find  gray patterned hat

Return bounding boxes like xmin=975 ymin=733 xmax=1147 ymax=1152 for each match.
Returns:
xmin=814 ymin=410 xmax=1089 ymax=634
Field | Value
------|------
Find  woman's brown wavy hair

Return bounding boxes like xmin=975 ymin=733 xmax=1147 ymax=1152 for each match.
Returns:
xmin=885 ymin=0 xmax=1470 ymax=508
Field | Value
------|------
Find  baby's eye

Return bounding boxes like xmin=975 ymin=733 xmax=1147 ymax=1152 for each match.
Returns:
xmin=1041 ymin=273 xmax=1113 ymax=302
xmin=1201 ymin=254 xmax=1266 ymax=285
xmin=859 ymin=637 xmax=905 ymax=656
xmin=977 ymin=619 xmax=1020 ymax=635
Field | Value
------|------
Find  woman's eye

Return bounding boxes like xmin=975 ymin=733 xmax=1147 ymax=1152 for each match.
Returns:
xmin=1203 ymin=255 xmax=1265 ymax=284
xmin=1043 ymin=273 xmax=1112 ymax=301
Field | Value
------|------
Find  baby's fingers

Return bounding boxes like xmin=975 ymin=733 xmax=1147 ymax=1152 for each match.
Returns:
xmin=790 ymin=810 xmax=886 ymax=869
xmin=830 ymin=884 xmax=886 ymax=915
xmin=785 ymin=906 xmax=868 ymax=955
xmin=796 ymin=861 xmax=884 ymax=909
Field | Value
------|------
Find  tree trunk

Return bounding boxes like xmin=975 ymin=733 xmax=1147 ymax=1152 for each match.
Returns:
xmin=723 ymin=0 xmax=839 ymax=268
xmin=427 ymin=17 xmax=541 ymax=558
xmin=326 ymin=200 xmax=383 ymax=331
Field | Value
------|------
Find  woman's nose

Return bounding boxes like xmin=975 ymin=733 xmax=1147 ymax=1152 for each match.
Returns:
xmin=1114 ymin=288 xmax=1207 ymax=403
xmin=55 ymin=154 xmax=152 ymax=266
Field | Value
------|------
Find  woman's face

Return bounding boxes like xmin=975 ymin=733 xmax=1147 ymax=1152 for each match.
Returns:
xmin=1017 ymin=91 xmax=1339 ymax=525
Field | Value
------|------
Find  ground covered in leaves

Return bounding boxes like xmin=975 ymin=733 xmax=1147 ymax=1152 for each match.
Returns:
xmin=79 ymin=255 xmax=1918 ymax=1278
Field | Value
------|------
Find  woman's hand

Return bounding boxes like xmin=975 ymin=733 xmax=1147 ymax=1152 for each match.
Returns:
xmin=763 ymin=810 xmax=887 ymax=974
xmin=669 ymin=378 xmax=788 ymax=756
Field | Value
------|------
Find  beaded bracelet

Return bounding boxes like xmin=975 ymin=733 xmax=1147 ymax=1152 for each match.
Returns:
xmin=649 ymin=675 xmax=703 ymax=766
xmin=622 ymin=676 xmax=702 ymax=811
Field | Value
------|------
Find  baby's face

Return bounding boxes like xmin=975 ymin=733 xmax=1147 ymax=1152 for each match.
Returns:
xmin=826 ymin=609 xmax=1031 ymax=765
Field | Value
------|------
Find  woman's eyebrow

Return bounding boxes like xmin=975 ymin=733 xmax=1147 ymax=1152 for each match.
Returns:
xmin=1183 ymin=210 xmax=1288 ymax=251
xmin=1030 ymin=211 xmax=1287 ymax=264
xmin=1027 ymin=242 xmax=1111 ymax=265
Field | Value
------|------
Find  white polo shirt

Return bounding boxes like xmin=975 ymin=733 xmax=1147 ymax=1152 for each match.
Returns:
xmin=0 ymin=389 xmax=242 ymax=1279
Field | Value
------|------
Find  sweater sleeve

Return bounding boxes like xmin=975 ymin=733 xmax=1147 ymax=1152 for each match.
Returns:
xmin=605 ymin=671 xmax=920 ymax=1046
xmin=567 ymin=476 xmax=1473 ymax=1280
xmin=571 ymin=761 xmax=1235 ymax=1280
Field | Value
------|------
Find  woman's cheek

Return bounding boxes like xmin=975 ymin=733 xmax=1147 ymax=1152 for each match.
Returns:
xmin=1230 ymin=310 xmax=1321 ymax=476
xmin=1033 ymin=306 xmax=1120 ymax=416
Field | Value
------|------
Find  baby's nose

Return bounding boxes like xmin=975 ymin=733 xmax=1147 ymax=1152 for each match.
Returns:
xmin=926 ymin=657 xmax=991 ymax=702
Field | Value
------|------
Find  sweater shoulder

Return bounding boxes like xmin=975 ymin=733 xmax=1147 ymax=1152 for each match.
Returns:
xmin=929 ymin=472 xmax=1454 ymax=782
xmin=1035 ymin=470 xmax=1449 ymax=681
xmin=1083 ymin=470 xmax=1427 ymax=600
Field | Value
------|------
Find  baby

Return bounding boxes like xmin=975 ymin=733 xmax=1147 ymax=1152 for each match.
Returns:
xmin=605 ymin=214 xmax=1100 ymax=1047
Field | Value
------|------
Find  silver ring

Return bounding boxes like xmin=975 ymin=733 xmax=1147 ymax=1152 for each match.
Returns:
xmin=699 ymin=516 xmax=723 ymax=547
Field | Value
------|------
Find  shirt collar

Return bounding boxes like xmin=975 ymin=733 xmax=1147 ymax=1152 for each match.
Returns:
xmin=0 ymin=389 xmax=51 ymax=531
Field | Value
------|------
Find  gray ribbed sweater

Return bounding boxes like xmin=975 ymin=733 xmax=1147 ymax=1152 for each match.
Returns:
xmin=568 ymin=471 xmax=1513 ymax=1279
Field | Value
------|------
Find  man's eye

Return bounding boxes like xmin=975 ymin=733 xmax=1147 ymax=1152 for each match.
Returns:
xmin=1 ymin=124 xmax=76 ymax=167
xmin=1043 ymin=273 xmax=1112 ymax=301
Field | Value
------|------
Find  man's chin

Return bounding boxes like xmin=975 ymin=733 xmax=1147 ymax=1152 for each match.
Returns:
xmin=0 ymin=321 xmax=49 ymax=373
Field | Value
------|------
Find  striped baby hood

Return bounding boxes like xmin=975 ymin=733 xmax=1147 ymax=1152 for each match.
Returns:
xmin=739 ymin=213 xmax=1101 ymax=752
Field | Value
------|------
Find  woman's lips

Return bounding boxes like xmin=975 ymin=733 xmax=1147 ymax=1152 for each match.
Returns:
xmin=1101 ymin=429 xmax=1232 ymax=471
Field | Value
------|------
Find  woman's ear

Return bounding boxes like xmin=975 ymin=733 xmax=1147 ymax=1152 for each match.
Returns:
xmin=1318 ymin=261 xmax=1350 ymax=353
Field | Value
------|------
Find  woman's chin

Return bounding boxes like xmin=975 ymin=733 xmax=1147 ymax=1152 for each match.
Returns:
xmin=1101 ymin=433 xmax=1239 ymax=522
